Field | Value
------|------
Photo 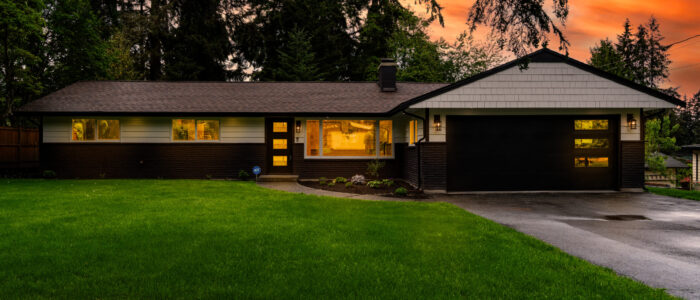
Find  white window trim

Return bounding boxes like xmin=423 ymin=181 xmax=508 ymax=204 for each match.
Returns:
xmin=408 ymin=119 xmax=418 ymax=147
xmin=303 ymin=119 xmax=394 ymax=160
xmin=70 ymin=118 xmax=121 ymax=143
xmin=170 ymin=118 xmax=221 ymax=143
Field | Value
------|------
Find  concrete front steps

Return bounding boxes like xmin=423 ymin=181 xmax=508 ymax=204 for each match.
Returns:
xmin=257 ymin=174 xmax=299 ymax=182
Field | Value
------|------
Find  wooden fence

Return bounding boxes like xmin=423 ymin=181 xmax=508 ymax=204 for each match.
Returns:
xmin=0 ymin=127 xmax=40 ymax=169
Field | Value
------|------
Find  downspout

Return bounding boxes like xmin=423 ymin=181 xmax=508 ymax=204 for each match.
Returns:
xmin=402 ymin=110 xmax=426 ymax=190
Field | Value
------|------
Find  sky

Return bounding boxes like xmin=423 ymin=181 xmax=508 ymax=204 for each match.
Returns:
xmin=413 ymin=0 xmax=700 ymax=97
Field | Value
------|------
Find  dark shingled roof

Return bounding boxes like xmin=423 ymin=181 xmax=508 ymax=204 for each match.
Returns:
xmin=18 ymin=81 xmax=448 ymax=115
xmin=683 ymin=144 xmax=700 ymax=150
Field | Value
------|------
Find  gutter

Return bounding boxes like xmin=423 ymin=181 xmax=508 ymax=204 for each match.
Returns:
xmin=402 ymin=109 xmax=426 ymax=190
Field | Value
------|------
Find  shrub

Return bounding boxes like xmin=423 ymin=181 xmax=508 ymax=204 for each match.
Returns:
xmin=367 ymin=180 xmax=383 ymax=189
xmin=327 ymin=181 xmax=336 ymax=187
xmin=238 ymin=170 xmax=250 ymax=180
xmin=42 ymin=170 xmax=57 ymax=179
xmin=350 ymin=174 xmax=366 ymax=185
xmin=367 ymin=160 xmax=386 ymax=179
xmin=345 ymin=182 xmax=353 ymax=188
xmin=394 ymin=187 xmax=408 ymax=196
xmin=334 ymin=177 xmax=347 ymax=184
xmin=319 ymin=177 xmax=328 ymax=185
xmin=382 ymin=179 xmax=394 ymax=188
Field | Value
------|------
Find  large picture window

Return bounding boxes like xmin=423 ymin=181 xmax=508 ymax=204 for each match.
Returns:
xmin=72 ymin=119 xmax=119 ymax=141
xmin=306 ymin=120 xmax=393 ymax=158
xmin=172 ymin=119 xmax=220 ymax=141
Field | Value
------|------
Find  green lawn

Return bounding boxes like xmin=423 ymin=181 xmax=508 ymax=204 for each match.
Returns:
xmin=0 ymin=180 xmax=672 ymax=299
xmin=647 ymin=186 xmax=700 ymax=201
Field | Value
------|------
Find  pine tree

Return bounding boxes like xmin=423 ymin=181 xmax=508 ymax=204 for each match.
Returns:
xmin=616 ymin=19 xmax=635 ymax=79
xmin=46 ymin=0 xmax=109 ymax=90
xmin=644 ymin=16 xmax=671 ymax=88
xmin=270 ymin=29 xmax=324 ymax=81
xmin=588 ymin=39 xmax=634 ymax=80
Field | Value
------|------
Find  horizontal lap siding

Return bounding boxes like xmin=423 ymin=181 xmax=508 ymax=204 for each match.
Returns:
xmin=41 ymin=144 xmax=265 ymax=179
xmin=421 ymin=143 xmax=447 ymax=190
xmin=293 ymin=144 xmax=402 ymax=179
xmin=620 ymin=141 xmax=644 ymax=188
xmin=401 ymin=144 xmax=418 ymax=187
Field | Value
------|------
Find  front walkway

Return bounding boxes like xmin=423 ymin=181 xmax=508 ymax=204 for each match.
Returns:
xmin=258 ymin=182 xmax=700 ymax=299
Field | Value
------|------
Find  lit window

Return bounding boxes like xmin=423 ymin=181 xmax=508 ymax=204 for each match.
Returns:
xmin=172 ymin=119 xmax=196 ymax=141
xmin=305 ymin=120 xmax=392 ymax=158
xmin=575 ymin=156 xmax=609 ymax=168
xmin=273 ymin=139 xmax=287 ymax=149
xmin=323 ymin=120 xmax=376 ymax=156
xmin=575 ymin=120 xmax=608 ymax=130
xmin=273 ymin=122 xmax=287 ymax=132
xmin=379 ymin=120 xmax=392 ymax=156
xmin=409 ymin=120 xmax=418 ymax=145
xmin=273 ymin=155 xmax=287 ymax=166
xmin=306 ymin=120 xmax=320 ymax=156
xmin=98 ymin=120 xmax=120 ymax=140
xmin=72 ymin=119 xmax=96 ymax=141
xmin=574 ymin=139 xmax=609 ymax=149
xmin=197 ymin=120 xmax=220 ymax=141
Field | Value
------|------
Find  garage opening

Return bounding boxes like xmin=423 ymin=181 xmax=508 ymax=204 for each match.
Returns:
xmin=446 ymin=115 xmax=618 ymax=191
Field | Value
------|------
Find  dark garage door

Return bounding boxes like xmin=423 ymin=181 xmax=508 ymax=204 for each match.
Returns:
xmin=446 ymin=115 xmax=618 ymax=191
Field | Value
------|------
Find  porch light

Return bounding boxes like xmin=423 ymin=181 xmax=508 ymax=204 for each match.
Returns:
xmin=434 ymin=115 xmax=441 ymax=131
xmin=295 ymin=120 xmax=301 ymax=133
xmin=627 ymin=114 xmax=637 ymax=130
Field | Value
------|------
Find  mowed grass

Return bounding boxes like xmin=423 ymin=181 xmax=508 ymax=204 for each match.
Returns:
xmin=0 ymin=180 xmax=672 ymax=299
xmin=648 ymin=186 xmax=700 ymax=201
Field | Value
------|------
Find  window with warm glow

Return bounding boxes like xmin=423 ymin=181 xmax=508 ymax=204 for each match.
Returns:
xmin=98 ymin=120 xmax=120 ymax=140
xmin=575 ymin=156 xmax=609 ymax=168
xmin=409 ymin=120 xmax=418 ymax=145
xmin=305 ymin=120 xmax=392 ymax=158
xmin=273 ymin=122 xmax=287 ymax=132
xmin=197 ymin=120 xmax=220 ymax=140
xmin=273 ymin=139 xmax=287 ymax=149
xmin=273 ymin=155 xmax=288 ymax=166
xmin=379 ymin=120 xmax=392 ymax=156
xmin=172 ymin=119 xmax=219 ymax=141
xmin=172 ymin=119 xmax=196 ymax=141
xmin=72 ymin=119 xmax=96 ymax=141
xmin=574 ymin=138 xmax=609 ymax=149
xmin=575 ymin=120 xmax=608 ymax=130
xmin=306 ymin=120 xmax=320 ymax=156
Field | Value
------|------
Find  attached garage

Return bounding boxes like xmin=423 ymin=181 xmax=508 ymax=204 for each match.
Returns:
xmin=446 ymin=115 xmax=619 ymax=191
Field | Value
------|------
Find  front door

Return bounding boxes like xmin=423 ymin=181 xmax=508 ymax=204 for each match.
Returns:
xmin=265 ymin=118 xmax=294 ymax=174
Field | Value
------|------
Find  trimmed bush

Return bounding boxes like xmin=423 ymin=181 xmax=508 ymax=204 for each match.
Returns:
xmin=345 ymin=182 xmax=353 ymax=188
xmin=350 ymin=174 xmax=366 ymax=185
xmin=382 ymin=179 xmax=394 ymax=188
xmin=334 ymin=177 xmax=348 ymax=184
xmin=367 ymin=180 xmax=383 ymax=189
xmin=394 ymin=187 xmax=408 ymax=196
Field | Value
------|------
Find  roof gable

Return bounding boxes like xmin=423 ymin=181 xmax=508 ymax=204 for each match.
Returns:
xmin=392 ymin=48 xmax=684 ymax=112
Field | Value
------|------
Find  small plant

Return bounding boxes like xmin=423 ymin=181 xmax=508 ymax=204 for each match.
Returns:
xmin=205 ymin=174 xmax=213 ymax=180
xmin=350 ymin=174 xmax=366 ymax=185
xmin=366 ymin=160 xmax=386 ymax=179
xmin=319 ymin=177 xmax=328 ymax=185
xmin=382 ymin=179 xmax=394 ymax=188
xmin=238 ymin=170 xmax=250 ymax=180
xmin=334 ymin=177 xmax=347 ymax=184
xmin=367 ymin=180 xmax=383 ymax=189
xmin=42 ymin=170 xmax=57 ymax=179
xmin=99 ymin=172 xmax=107 ymax=179
xmin=394 ymin=187 xmax=408 ymax=196
xmin=327 ymin=181 xmax=336 ymax=187
xmin=345 ymin=182 xmax=353 ymax=188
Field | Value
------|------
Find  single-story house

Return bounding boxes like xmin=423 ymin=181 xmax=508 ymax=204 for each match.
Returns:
xmin=18 ymin=49 xmax=684 ymax=192
xmin=644 ymin=153 xmax=690 ymax=188
xmin=683 ymin=144 xmax=700 ymax=189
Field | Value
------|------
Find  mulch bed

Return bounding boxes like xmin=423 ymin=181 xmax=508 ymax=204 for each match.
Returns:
xmin=299 ymin=179 xmax=428 ymax=199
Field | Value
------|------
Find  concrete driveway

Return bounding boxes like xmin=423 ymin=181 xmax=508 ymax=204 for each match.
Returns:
xmin=437 ymin=192 xmax=700 ymax=299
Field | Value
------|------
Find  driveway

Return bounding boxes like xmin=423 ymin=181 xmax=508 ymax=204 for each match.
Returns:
xmin=437 ymin=192 xmax=700 ymax=299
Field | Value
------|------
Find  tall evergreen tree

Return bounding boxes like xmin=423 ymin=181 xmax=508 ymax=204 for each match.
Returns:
xmin=46 ymin=0 xmax=109 ymax=91
xmin=588 ymin=39 xmax=633 ymax=80
xmin=616 ymin=19 xmax=635 ymax=75
xmin=643 ymin=17 xmax=670 ymax=88
xmin=268 ymin=29 xmax=324 ymax=81
xmin=0 ymin=0 xmax=45 ymax=125
xmin=164 ymin=0 xmax=231 ymax=80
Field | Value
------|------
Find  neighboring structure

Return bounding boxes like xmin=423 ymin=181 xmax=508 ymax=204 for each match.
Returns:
xmin=18 ymin=49 xmax=684 ymax=192
xmin=683 ymin=144 xmax=700 ymax=190
xmin=644 ymin=153 xmax=690 ymax=188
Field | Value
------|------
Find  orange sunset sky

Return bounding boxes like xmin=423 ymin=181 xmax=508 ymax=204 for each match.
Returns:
xmin=410 ymin=0 xmax=700 ymax=97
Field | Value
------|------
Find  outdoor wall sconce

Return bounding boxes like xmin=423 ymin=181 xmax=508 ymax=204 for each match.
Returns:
xmin=627 ymin=114 xmax=637 ymax=130
xmin=295 ymin=120 xmax=301 ymax=133
xmin=434 ymin=115 xmax=441 ymax=131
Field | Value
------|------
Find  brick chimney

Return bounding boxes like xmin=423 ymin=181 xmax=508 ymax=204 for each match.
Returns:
xmin=378 ymin=58 xmax=397 ymax=92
